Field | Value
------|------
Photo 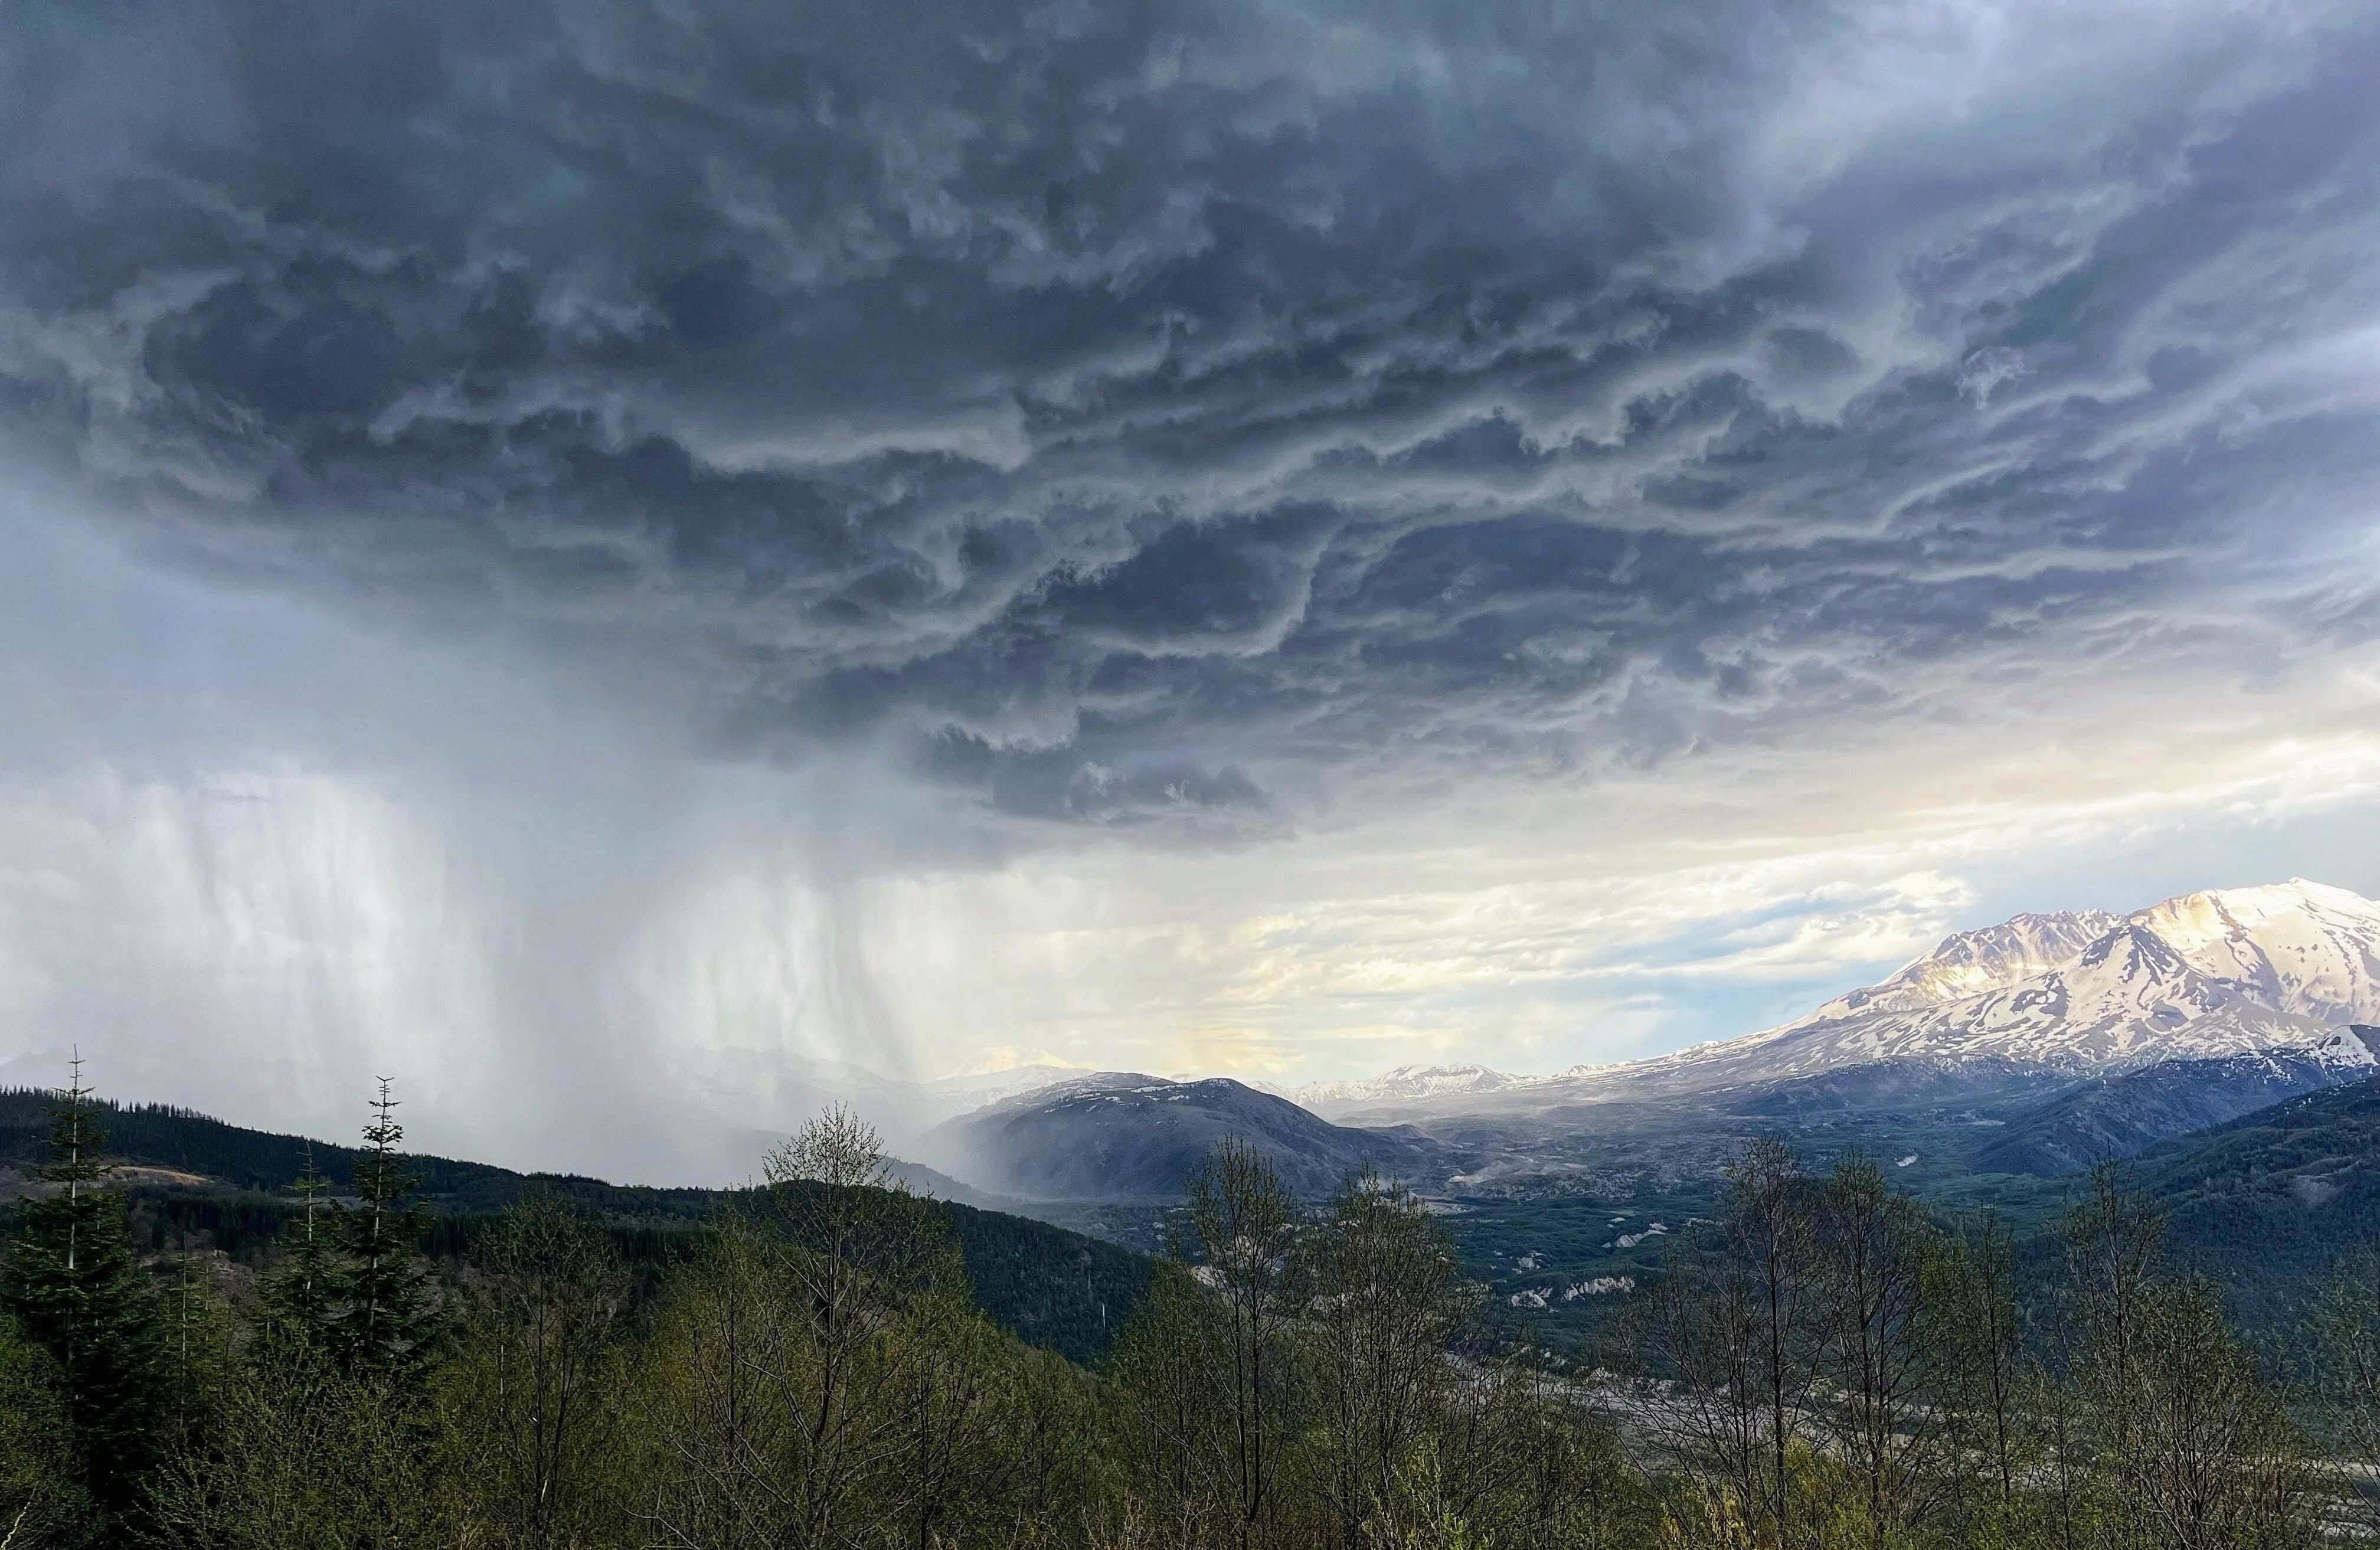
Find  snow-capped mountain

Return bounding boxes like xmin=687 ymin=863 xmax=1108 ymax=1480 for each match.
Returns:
xmin=2128 ymin=880 xmax=2380 ymax=1024
xmin=1817 ymin=910 xmax=2123 ymax=1018
xmin=1312 ymin=881 xmax=2380 ymax=1118
xmin=1289 ymin=1063 xmax=1521 ymax=1117
xmin=1647 ymin=922 xmax=2330 ymax=1085
xmin=1593 ymin=879 xmax=2380 ymax=1090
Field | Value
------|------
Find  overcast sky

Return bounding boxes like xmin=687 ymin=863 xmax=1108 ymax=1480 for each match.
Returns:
xmin=5 ymin=0 xmax=2380 ymax=1179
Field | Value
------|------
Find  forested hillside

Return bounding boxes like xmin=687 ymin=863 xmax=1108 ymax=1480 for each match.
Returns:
xmin=2136 ymin=1078 xmax=2380 ymax=1327
xmin=0 ymin=1087 xmax=1149 ymax=1367
xmin=5 ymin=1071 xmax=2380 ymax=1549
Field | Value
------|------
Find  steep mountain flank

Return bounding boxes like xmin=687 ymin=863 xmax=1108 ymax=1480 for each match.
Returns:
xmin=1977 ymin=1027 xmax=2380 ymax=1175
xmin=916 ymin=1072 xmax=1448 ymax=1201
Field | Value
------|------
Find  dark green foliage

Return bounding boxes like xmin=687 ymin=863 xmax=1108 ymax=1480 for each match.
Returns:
xmin=443 ymin=1192 xmax=630 ymax=1550
xmin=939 ymin=1196 xmax=1152 ymax=1363
xmin=323 ymin=1083 xmax=439 ymax=1381
xmin=0 ymin=1313 xmax=92 ymax=1549
xmin=1177 ymin=1136 xmax=1301 ymax=1536
xmin=158 ymin=1251 xmax=228 ymax=1459
xmin=259 ymin=1144 xmax=338 ymax=1345
xmin=1922 ymin=1212 xmax=2034 ymax=1538
xmin=0 ymin=1062 xmax=159 ymax=1509
xmin=8 ymin=1091 xmax=1150 ymax=1366
xmin=128 ymin=1192 xmax=309 ymax=1265
xmin=2300 ymin=1242 xmax=2380 ymax=1532
xmin=1621 ymin=1152 xmax=2317 ymax=1549
xmin=1107 ymin=1144 xmax=1656 ymax=1549
xmin=148 ymin=1350 xmax=456 ymax=1550
xmin=1296 ymin=1170 xmax=1482 ymax=1549
xmin=632 ymin=1107 xmax=1093 ymax=1549
xmin=0 ymin=1085 xmax=722 ymax=1219
xmin=2044 ymin=1169 xmax=2310 ymax=1549
xmin=2129 ymin=1077 xmax=2380 ymax=1325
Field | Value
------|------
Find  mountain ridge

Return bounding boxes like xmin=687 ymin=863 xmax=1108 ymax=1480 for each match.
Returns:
xmin=914 ymin=1071 xmax=1450 ymax=1201
xmin=1315 ymin=880 xmax=2380 ymax=1123
xmin=1289 ymin=1062 xmax=1523 ymax=1118
xmin=0 ymin=1088 xmax=1153 ymax=1364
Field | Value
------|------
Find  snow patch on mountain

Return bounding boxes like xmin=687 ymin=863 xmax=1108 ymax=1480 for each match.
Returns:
xmin=2313 ymin=1023 xmax=2380 ymax=1067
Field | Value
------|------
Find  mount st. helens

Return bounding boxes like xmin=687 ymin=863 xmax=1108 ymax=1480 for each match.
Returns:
xmin=1299 ymin=880 xmax=2380 ymax=1124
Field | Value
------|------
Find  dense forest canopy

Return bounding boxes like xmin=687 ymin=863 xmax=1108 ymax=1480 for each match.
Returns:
xmin=2 ymin=1070 xmax=2377 ymax=1549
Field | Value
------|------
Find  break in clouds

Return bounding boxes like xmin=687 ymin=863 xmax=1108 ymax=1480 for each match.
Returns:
xmin=5 ymin=0 xmax=2380 ymax=1177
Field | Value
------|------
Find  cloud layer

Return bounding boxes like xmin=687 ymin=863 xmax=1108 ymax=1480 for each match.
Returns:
xmin=4 ymin=0 xmax=2380 ymax=1172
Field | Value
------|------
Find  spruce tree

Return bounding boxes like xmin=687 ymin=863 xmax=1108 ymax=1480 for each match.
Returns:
xmin=325 ymin=1079 xmax=437 ymax=1381
xmin=261 ymin=1140 xmax=339 ymax=1349
xmin=0 ymin=1056 xmax=158 ymax=1504
xmin=158 ymin=1247 xmax=228 ymax=1457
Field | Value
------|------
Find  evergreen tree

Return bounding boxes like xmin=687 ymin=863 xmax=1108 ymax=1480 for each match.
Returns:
xmin=0 ymin=1057 xmax=157 ymax=1506
xmin=260 ymin=1140 xmax=339 ymax=1348
xmin=157 ymin=1250 xmax=221 ymax=1453
xmin=325 ymin=1080 xmax=438 ymax=1381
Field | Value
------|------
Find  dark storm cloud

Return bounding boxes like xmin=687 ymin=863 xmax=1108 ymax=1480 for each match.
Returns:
xmin=4 ymin=0 xmax=2379 ymax=824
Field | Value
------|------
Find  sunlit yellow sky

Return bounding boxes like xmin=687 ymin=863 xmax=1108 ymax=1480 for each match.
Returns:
xmin=4 ymin=0 xmax=2380 ymax=1178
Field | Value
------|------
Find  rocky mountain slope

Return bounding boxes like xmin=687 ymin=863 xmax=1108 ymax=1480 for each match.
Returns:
xmin=1824 ymin=910 xmax=2124 ymax=1017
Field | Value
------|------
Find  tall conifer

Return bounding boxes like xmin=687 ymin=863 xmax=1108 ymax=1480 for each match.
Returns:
xmin=261 ymin=1140 xmax=339 ymax=1348
xmin=0 ymin=1056 xmax=158 ymax=1503
xmin=326 ymin=1079 xmax=437 ymax=1380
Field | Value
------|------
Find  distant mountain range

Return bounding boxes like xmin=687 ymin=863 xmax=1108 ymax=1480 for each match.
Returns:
xmin=1283 ymin=1063 xmax=1525 ymax=1114
xmin=899 ymin=880 xmax=2380 ymax=1211
xmin=22 ymin=885 xmax=2380 ymax=1344
xmin=675 ymin=1052 xmax=1096 ymax=1154
xmin=1294 ymin=880 xmax=2380 ymax=1124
